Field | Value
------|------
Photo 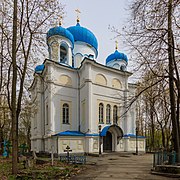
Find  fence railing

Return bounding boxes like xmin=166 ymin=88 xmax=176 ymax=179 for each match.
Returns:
xmin=60 ymin=155 xmax=86 ymax=164
xmin=153 ymin=151 xmax=176 ymax=167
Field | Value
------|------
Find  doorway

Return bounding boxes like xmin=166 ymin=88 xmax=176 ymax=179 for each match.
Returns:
xmin=103 ymin=131 xmax=112 ymax=152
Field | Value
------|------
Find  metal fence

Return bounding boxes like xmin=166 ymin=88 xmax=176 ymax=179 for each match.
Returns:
xmin=60 ymin=155 xmax=86 ymax=164
xmin=153 ymin=151 xmax=176 ymax=167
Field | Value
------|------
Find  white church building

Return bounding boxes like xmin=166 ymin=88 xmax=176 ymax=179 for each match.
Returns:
xmin=30 ymin=18 xmax=146 ymax=154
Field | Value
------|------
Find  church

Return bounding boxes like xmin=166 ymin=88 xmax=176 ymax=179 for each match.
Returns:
xmin=29 ymin=15 xmax=146 ymax=154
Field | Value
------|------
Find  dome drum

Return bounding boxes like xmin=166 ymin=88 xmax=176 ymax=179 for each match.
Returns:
xmin=106 ymin=50 xmax=128 ymax=71
xmin=47 ymin=26 xmax=74 ymax=46
xmin=106 ymin=50 xmax=128 ymax=64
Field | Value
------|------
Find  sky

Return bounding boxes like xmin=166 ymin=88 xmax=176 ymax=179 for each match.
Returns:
xmin=61 ymin=0 xmax=132 ymax=65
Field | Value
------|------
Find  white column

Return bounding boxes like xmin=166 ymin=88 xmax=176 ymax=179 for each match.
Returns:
xmin=110 ymin=106 xmax=113 ymax=124
xmin=103 ymin=104 xmax=106 ymax=124
xmin=67 ymin=46 xmax=72 ymax=66
xmin=87 ymin=64 xmax=92 ymax=131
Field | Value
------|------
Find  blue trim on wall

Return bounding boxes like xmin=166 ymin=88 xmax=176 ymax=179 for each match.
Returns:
xmin=123 ymin=134 xmax=146 ymax=138
xmin=85 ymin=133 xmax=99 ymax=137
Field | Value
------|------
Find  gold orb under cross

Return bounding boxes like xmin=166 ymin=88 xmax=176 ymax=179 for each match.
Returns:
xmin=75 ymin=9 xmax=81 ymax=22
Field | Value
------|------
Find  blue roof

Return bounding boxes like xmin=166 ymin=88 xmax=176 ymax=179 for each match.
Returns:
xmin=54 ymin=131 xmax=84 ymax=137
xmin=67 ymin=23 xmax=98 ymax=53
xmin=35 ymin=64 xmax=45 ymax=73
xmin=47 ymin=26 xmax=74 ymax=45
xmin=106 ymin=50 xmax=128 ymax=64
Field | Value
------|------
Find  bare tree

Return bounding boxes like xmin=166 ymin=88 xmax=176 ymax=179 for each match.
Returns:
xmin=117 ymin=0 xmax=180 ymax=161
xmin=136 ymin=70 xmax=172 ymax=151
xmin=0 ymin=0 xmax=64 ymax=175
xmin=11 ymin=0 xmax=18 ymax=174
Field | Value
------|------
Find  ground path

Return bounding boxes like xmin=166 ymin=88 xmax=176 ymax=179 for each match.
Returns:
xmin=71 ymin=153 xmax=179 ymax=180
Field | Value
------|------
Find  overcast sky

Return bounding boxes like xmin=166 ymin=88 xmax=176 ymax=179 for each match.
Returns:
xmin=61 ymin=0 xmax=132 ymax=65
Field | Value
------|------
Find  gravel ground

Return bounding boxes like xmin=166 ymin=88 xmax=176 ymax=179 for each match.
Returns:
xmin=71 ymin=153 xmax=179 ymax=180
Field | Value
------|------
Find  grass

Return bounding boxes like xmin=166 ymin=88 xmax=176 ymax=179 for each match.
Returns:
xmin=0 ymin=156 xmax=85 ymax=180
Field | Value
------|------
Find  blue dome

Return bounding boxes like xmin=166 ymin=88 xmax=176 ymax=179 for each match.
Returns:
xmin=47 ymin=26 xmax=74 ymax=45
xmin=67 ymin=23 xmax=98 ymax=52
xmin=106 ymin=50 xmax=128 ymax=64
xmin=35 ymin=64 xmax=45 ymax=73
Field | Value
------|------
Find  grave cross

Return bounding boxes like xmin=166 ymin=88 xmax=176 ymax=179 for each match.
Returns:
xmin=64 ymin=145 xmax=72 ymax=163
xmin=2 ymin=140 xmax=9 ymax=157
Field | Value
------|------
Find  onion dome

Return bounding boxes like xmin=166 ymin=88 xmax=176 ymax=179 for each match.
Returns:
xmin=67 ymin=23 xmax=98 ymax=54
xmin=47 ymin=26 xmax=74 ymax=45
xmin=106 ymin=50 xmax=128 ymax=65
xmin=35 ymin=64 xmax=45 ymax=73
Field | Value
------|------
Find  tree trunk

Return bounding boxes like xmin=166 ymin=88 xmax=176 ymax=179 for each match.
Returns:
xmin=168 ymin=0 xmax=180 ymax=163
xmin=11 ymin=0 xmax=18 ymax=175
xmin=150 ymin=103 xmax=155 ymax=150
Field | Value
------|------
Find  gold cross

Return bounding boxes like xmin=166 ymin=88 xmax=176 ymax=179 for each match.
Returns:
xmin=75 ymin=9 xmax=81 ymax=22
xmin=59 ymin=15 xmax=63 ymax=26
xmin=115 ymin=40 xmax=118 ymax=50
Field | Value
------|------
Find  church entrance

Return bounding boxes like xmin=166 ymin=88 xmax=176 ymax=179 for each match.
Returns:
xmin=101 ymin=124 xmax=123 ymax=152
xmin=103 ymin=131 xmax=112 ymax=152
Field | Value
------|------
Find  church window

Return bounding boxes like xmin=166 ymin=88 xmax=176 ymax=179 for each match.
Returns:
xmin=112 ymin=78 xmax=122 ymax=89
xmin=60 ymin=45 xmax=67 ymax=63
xmin=51 ymin=41 xmax=59 ymax=60
xmin=113 ymin=105 xmax=118 ymax=124
xmin=113 ymin=63 xmax=120 ymax=69
xmin=99 ymin=103 xmax=104 ymax=123
xmin=62 ymin=103 xmax=69 ymax=124
xmin=59 ymin=75 xmax=72 ymax=86
xmin=95 ymin=74 xmax=107 ymax=86
xmin=106 ymin=104 xmax=111 ymax=124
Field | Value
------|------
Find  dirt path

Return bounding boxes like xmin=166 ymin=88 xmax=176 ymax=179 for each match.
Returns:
xmin=71 ymin=153 xmax=179 ymax=180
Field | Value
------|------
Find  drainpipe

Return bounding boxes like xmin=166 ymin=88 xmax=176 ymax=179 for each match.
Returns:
xmin=39 ymin=74 xmax=47 ymax=152
xmin=42 ymin=78 xmax=45 ymax=152
xmin=77 ymin=71 xmax=81 ymax=132
xmin=56 ymin=136 xmax=58 ymax=154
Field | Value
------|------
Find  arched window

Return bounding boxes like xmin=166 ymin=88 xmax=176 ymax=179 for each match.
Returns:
xmin=106 ymin=104 xmax=111 ymax=124
xmin=99 ymin=103 xmax=104 ymax=123
xmin=62 ymin=103 xmax=69 ymax=124
xmin=112 ymin=78 xmax=122 ymax=89
xmin=113 ymin=63 xmax=120 ymax=69
xmin=60 ymin=45 xmax=67 ymax=63
xmin=113 ymin=105 xmax=118 ymax=124
xmin=95 ymin=74 xmax=107 ymax=86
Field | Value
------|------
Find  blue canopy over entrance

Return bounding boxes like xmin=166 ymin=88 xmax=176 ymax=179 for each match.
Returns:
xmin=100 ymin=124 xmax=123 ymax=138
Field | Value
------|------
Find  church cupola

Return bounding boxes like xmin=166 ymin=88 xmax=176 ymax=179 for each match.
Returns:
xmin=106 ymin=41 xmax=128 ymax=71
xmin=67 ymin=10 xmax=98 ymax=68
xmin=47 ymin=17 xmax=74 ymax=66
